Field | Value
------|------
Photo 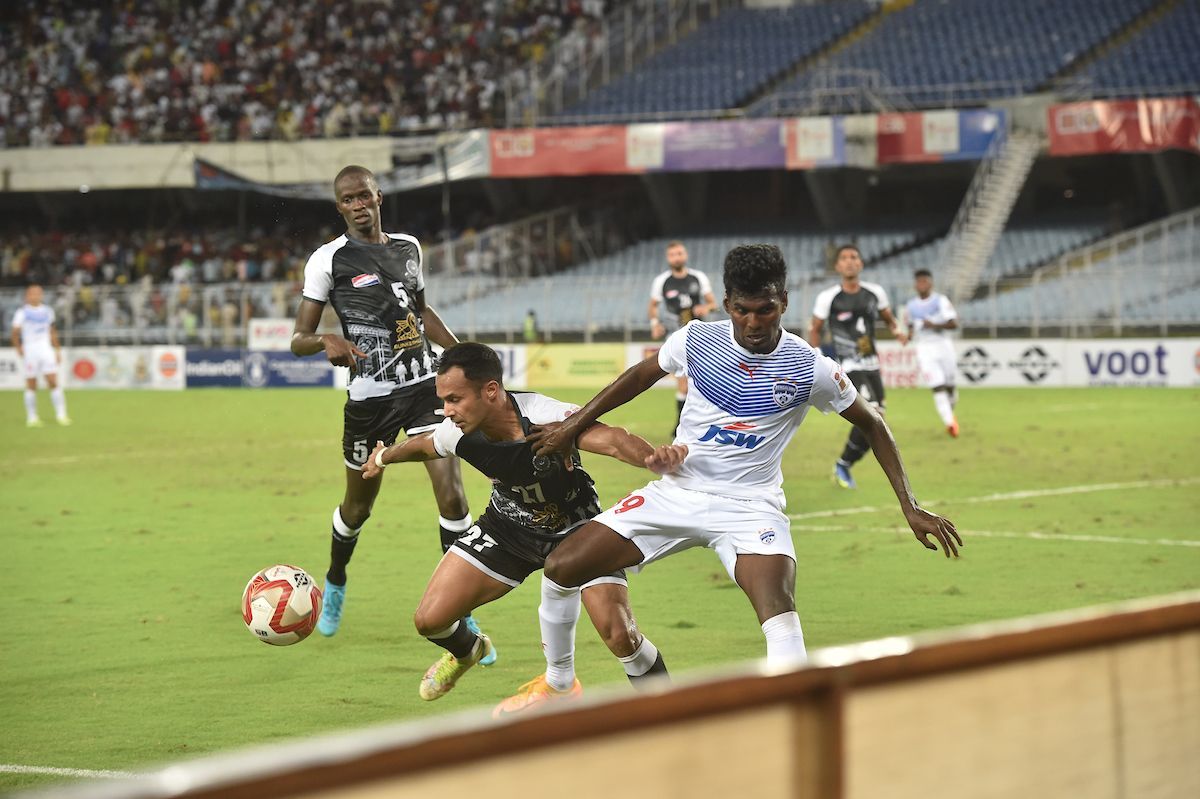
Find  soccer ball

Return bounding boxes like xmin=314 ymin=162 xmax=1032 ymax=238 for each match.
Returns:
xmin=242 ymin=565 xmax=323 ymax=646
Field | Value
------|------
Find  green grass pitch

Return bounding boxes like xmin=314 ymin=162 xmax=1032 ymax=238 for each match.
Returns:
xmin=2 ymin=386 xmax=1198 ymax=790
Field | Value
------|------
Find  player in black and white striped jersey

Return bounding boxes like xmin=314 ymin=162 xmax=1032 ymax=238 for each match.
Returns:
xmin=290 ymin=165 xmax=492 ymax=660
xmin=649 ymin=240 xmax=716 ymax=433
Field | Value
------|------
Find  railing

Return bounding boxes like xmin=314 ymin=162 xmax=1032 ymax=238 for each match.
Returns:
xmin=502 ymin=0 xmax=734 ymax=127
xmin=967 ymin=207 xmax=1200 ymax=337
xmin=6 ymin=210 xmax=1198 ymax=346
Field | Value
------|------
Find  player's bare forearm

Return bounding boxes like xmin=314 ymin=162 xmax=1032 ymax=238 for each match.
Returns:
xmin=807 ymin=318 xmax=823 ymax=348
xmin=291 ymin=299 xmax=327 ymax=356
xmin=841 ymin=396 xmax=962 ymax=557
xmin=530 ymin=356 xmax=667 ymax=456
xmin=421 ymin=305 xmax=458 ymax=349
xmin=363 ymin=435 xmax=441 ymax=479
xmin=576 ymin=422 xmax=654 ymax=467
xmin=10 ymin=328 xmax=20 ymax=353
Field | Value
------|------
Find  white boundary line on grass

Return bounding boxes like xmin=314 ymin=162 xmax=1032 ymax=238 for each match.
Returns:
xmin=788 ymin=477 xmax=1200 ymax=521
xmin=793 ymin=523 xmax=1200 ymax=548
xmin=0 ymin=764 xmax=135 ymax=779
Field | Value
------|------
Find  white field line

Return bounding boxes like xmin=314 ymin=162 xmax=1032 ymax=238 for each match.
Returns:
xmin=793 ymin=523 xmax=1200 ymax=548
xmin=788 ymin=477 xmax=1200 ymax=521
xmin=0 ymin=763 xmax=136 ymax=779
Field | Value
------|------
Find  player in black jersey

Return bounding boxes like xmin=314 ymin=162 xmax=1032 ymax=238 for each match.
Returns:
xmin=290 ymin=165 xmax=491 ymax=659
xmin=649 ymin=240 xmax=715 ymax=432
xmin=808 ymin=244 xmax=908 ymax=489
xmin=363 ymin=343 xmax=686 ymax=714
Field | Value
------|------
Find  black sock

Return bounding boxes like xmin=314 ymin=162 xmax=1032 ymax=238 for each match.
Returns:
xmin=427 ymin=618 xmax=481 ymax=659
xmin=327 ymin=531 xmax=357 ymax=586
xmin=676 ymin=398 xmax=685 ymax=419
xmin=839 ymin=426 xmax=870 ymax=466
xmin=627 ymin=652 xmax=669 ymax=691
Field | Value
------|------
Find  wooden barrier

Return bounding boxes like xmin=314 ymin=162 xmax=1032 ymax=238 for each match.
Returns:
xmin=32 ymin=592 xmax=1200 ymax=799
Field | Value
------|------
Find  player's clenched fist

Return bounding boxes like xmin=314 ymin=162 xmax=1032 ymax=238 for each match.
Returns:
xmin=645 ymin=444 xmax=688 ymax=475
xmin=362 ymin=441 xmax=388 ymax=479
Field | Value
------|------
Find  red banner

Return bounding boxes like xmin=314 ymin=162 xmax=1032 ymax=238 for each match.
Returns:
xmin=1048 ymin=98 xmax=1200 ymax=156
xmin=489 ymin=126 xmax=634 ymax=177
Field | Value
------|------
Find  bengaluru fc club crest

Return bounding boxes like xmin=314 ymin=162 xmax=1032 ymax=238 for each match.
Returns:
xmin=772 ymin=378 xmax=798 ymax=408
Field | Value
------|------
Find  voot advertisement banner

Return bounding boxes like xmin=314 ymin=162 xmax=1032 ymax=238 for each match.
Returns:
xmin=873 ymin=339 xmax=1200 ymax=388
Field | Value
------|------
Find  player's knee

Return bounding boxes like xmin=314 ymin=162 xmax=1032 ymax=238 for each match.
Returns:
xmin=339 ymin=501 xmax=372 ymax=530
xmin=435 ymin=493 xmax=469 ymax=521
xmin=412 ymin=605 xmax=450 ymax=638
xmin=544 ymin=551 xmax=582 ymax=588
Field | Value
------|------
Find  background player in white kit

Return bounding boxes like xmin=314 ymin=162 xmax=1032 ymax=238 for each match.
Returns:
xmin=649 ymin=240 xmax=716 ymax=433
xmin=904 ymin=269 xmax=960 ymax=437
xmin=10 ymin=284 xmax=70 ymax=427
xmin=531 ymin=244 xmax=961 ymax=667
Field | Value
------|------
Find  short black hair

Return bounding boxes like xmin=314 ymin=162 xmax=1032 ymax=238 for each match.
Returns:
xmin=832 ymin=243 xmax=860 ymax=263
xmin=723 ymin=244 xmax=787 ymax=298
xmin=333 ymin=165 xmax=376 ymax=192
xmin=438 ymin=342 xmax=503 ymax=387
xmin=914 ymin=268 xmax=933 ymax=279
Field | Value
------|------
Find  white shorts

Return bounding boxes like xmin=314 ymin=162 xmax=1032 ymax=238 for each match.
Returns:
xmin=23 ymin=348 xmax=58 ymax=379
xmin=916 ymin=340 xmax=957 ymax=388
xmin=593 ymin=479 xmax=795 ymax=567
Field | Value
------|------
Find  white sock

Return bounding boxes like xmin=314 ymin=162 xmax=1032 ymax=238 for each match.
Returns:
xmin=761 ymin=611 xmax=807 ymax=667
xmin=933 ymin=391 xmax=954 ymax=426
xmin=539 ymin=576 xmax=581 ymax=692
xmin=438 ymin=514 xmax=473 ymax=533
xmin=24 ymin=389 xmax=38 ymax=421
xmin=674 ymin=391 xmax=686 ymax=402
xmin=332 ymin=507 xmax=362 ymax=539
xmin=51 ymin=387 xmax=67 ymax=419
xmin=619 ymin=637 xmax=660 ymax=677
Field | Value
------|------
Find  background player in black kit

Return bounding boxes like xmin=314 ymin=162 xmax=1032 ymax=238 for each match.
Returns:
xmin=364 ymin=344 xmax=685 ymax=715
xmin=291 ymin=165 xmax=491 ymax=660
xmin=809 ymin=244 xmax=908 ymax=489
xmin=649 ymin=240 xmax=716 ymax=432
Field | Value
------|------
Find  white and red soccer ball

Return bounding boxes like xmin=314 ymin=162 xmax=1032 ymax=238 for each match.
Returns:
xmin=242 ymin=565 xmax=322 ymax=646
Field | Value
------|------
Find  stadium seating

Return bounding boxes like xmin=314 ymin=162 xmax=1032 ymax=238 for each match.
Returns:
xmin=560 ymin=2 xmax=873 ymax=118
xmin=863 ymin=214 xmax=1108 ymax=304
xmin=0 ymin=0 xmax=612 ymax=146
xmin=753 ymin=0 xmax=1162 ymax=115
xmin=1083 ymin=0 xmax=1200 ymax=95
xmin=962 ymin=213 xmax=1200 ymax=327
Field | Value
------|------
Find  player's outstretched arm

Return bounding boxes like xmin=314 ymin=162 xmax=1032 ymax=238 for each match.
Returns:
xmin=575 ymin=422 xmax=688 ymax=474
xmin=10 ymin=324 xmax=21 ymax=358
xmin=839 ymin=395 xmax=962 ymax=558
xmin=529 ymin=355 xmax=668 ymax=457
xmin=362 ymin=435 xmax=441 ymax=479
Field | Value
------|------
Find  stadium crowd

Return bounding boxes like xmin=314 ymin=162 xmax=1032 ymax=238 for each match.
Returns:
xmin=1 ymin=0 xmax=610 ymax=147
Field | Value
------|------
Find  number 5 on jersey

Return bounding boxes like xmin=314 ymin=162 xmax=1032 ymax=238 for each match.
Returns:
xmin=391 ymin=282 xmax=411 ymax=307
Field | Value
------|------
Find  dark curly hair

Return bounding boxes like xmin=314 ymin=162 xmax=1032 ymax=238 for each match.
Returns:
xmin=438 ymin=342 xmax=504 ymax=387
xmin=723 ymin=244 xmax=787 ymax=298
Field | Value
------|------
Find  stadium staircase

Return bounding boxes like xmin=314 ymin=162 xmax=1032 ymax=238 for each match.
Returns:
xmin=1038 ymin=0 xmax=1182 ymax=90
xmin=942 ymin=129 xmax=1042 ymax=305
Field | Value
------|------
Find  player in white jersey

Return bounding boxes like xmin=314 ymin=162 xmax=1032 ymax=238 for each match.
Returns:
xmin=904 ymin=270 xmax=960 ymax=437
xmin=10 ymin=285 xmax=70 ymax=427
xmin=529 ymin=245 xmax=961 ymax=668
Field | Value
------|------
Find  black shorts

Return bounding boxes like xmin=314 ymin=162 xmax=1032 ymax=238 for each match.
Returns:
xmin=342 ymin=379 xmax=442 ymax=469
xmin=848 ymin=370 xmax=886 ymax=408
xmin=449 ymin=512 xmax=626 ymax=588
